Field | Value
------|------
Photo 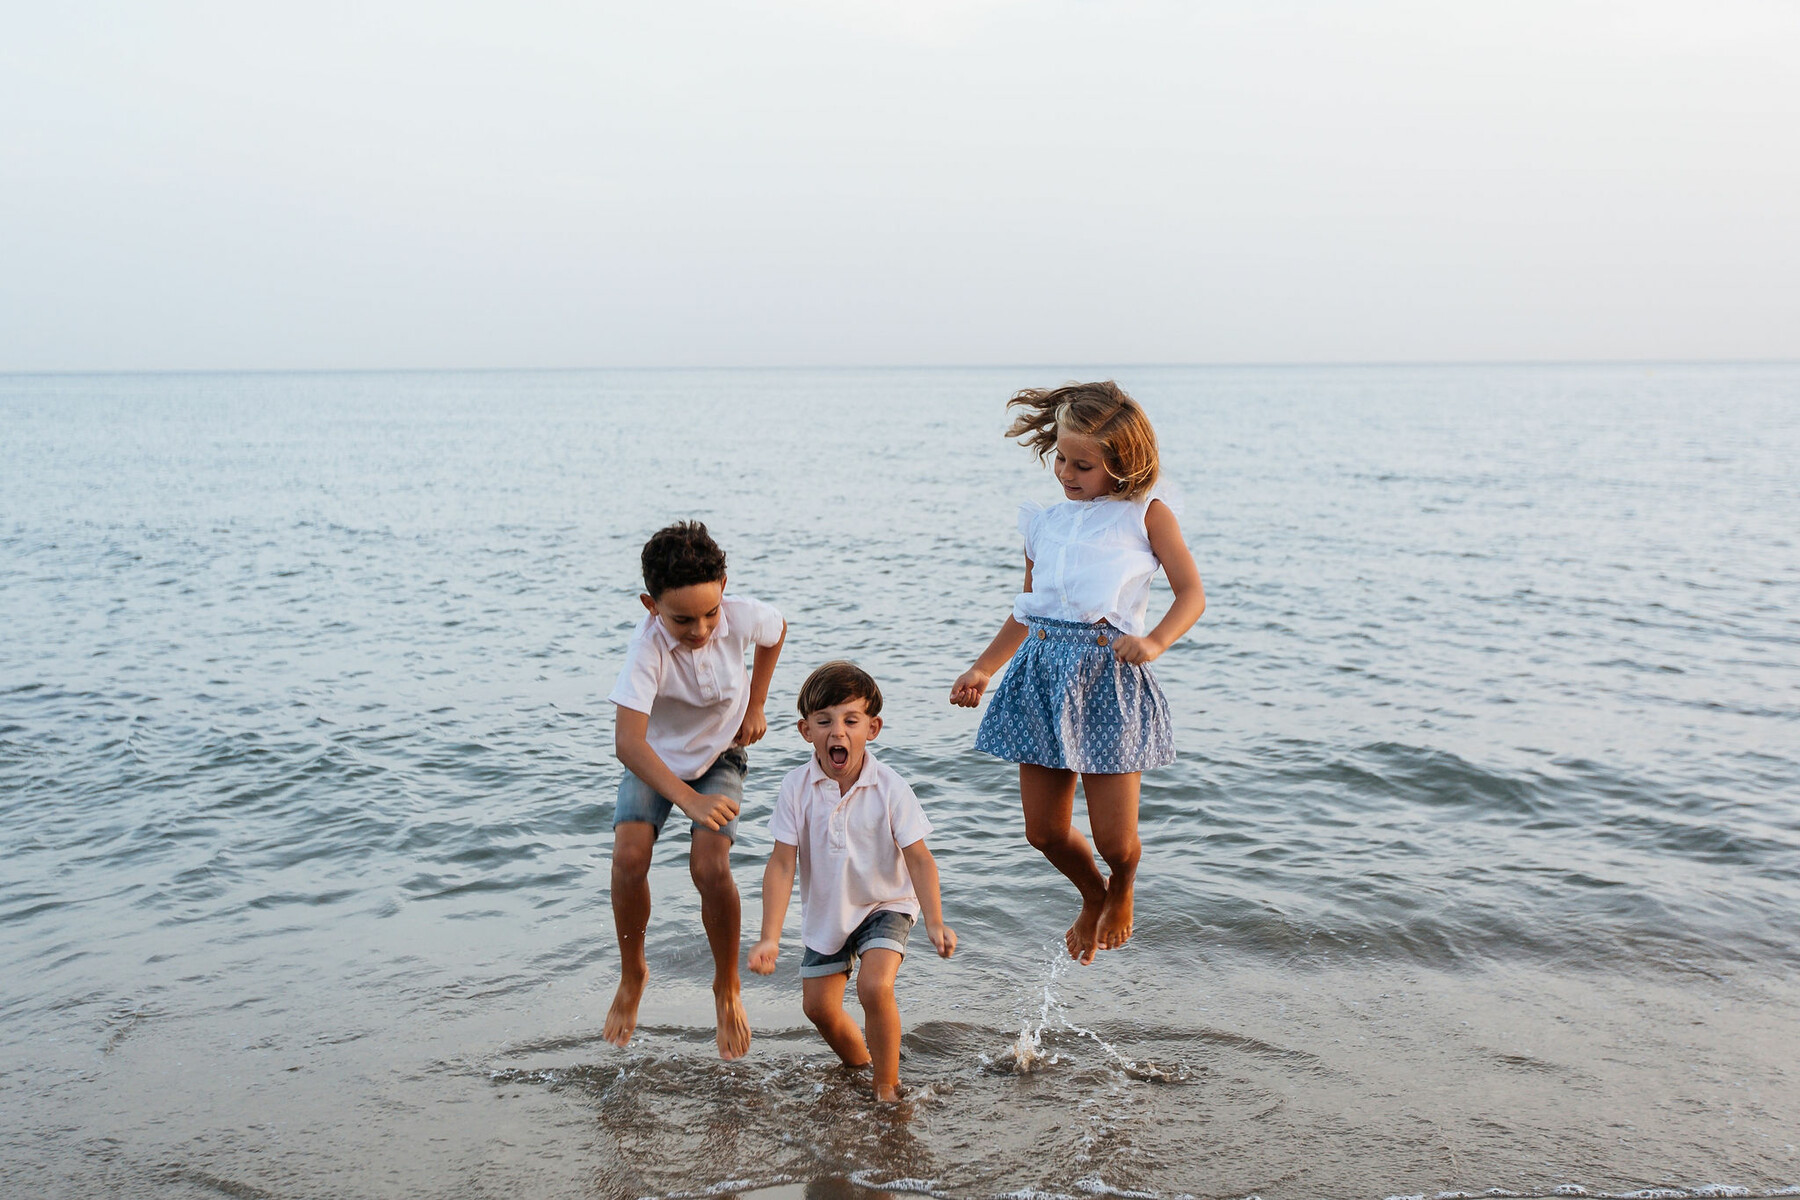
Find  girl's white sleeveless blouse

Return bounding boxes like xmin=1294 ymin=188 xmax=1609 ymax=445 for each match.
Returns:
xmin=1011 ymin=489 xmax=1176 ymax=637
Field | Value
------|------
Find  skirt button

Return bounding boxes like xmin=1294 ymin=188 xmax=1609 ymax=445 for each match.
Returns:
xmin=1096 ymin=635 xmax=1108 ymax=646
xmin=1036 ymin=629 xmax=1047 ymax=640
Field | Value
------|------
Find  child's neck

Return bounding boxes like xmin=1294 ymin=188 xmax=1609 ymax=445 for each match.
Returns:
xmin=819 ymin=748 xmax=867 ymax=795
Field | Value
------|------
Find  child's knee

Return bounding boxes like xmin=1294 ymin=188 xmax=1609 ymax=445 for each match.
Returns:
xmin=688 ymin=851 xmax=735 ymax=893
xmin=802 ymin=986 xmax=844 ymax=1026
xmin=611 ymin=839 xmax=654 ymax=881
xmin=855 ymin=972 xmax=896 ymax=1011
xmin=1095 ymin=833 xmax=1141 ymax=869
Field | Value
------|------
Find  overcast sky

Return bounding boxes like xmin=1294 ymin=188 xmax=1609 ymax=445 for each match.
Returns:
xmin=4 ymin=1 xmax=1797 ymax=370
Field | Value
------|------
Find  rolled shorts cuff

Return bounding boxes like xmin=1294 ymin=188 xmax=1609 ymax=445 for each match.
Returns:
xmin=613 ymin=747 xmax=746 ymax=843
xmin=799 ymin=909 xmax=915 ymax=978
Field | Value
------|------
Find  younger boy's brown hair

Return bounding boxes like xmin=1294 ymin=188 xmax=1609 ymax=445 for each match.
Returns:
xmin=796 ymin=660 xmax=883 ymax=719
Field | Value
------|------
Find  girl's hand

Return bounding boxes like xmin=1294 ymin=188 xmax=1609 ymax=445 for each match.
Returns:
xmin=949 ymin=667 xmax=990 ymax=707
xmin=927 ymin=922 xmax=957 ymax=958
xmin=1110 ymin=635 xmax=1162 ymax=665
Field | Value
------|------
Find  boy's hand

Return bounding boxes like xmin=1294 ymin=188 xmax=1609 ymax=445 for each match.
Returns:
xmin=747 ymin=938 xmax=780 ymax=974
xmin=734 ymin=706 xmax=768 ymax=747
xmin=949 ymin=668 xmax=990 ymax=708
xmin=1110 ymin=635 xmax=1161 ymax=665
xmin=678 ymin=792 xmax=740 ymax=831
xmin=927 ymin=922 xmax=957 ymax=958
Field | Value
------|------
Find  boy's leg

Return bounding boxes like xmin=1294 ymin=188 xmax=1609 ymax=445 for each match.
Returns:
xmin=605 ymin=821 xmax=658 ymax=1047
xmin=689 ymin=827 xmax=750 ymax=1060
xmin=1082 ymin=771 xmax=1143 ymax=952
xmin=854 ymin=948 xmax=905 ymax=1101
xmin=800 ymin=970 xmax=870 ymax=1069
xmin=1020 ymin=763 xmax=1109 ymax=965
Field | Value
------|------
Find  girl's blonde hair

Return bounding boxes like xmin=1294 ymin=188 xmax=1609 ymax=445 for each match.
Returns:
xmin=1004 ymin=381 xmax=1160 ymax=500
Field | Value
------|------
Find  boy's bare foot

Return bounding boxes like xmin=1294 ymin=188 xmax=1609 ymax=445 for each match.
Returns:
xmin=1066 ymin=893 xmax=1104 ymax=965
xmin=714 ymin=987 xmax=751 ymax=1060
xmin=1096 ymin=877 xmax=1134 ymax=951
xmin=604 ymin=973 xmax=645 ymax=1048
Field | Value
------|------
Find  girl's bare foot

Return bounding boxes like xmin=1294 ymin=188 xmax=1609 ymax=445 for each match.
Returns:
xmin=604 ymin=972 xmax=645 ymax=1048
xmin=1066 ymin=892 xmax=1105 ymax=965
xmin=1095 ymin=877 xmax=1134 ymax=951
xmin=715 ymin=987 xmax=751 ymax=1060
xmin=873 ymin=1081 xmax=904 ymax=1102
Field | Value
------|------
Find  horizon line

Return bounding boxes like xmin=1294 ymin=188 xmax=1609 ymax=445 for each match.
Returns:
xmin=3 ymin=356 xmax=1799 ymax=378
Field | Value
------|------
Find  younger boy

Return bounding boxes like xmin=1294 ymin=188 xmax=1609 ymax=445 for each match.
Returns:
xmin=748 ymin=661 xmax=955 ymax=1101
xmin=607 ymin=521 xmax=785 ymax=1059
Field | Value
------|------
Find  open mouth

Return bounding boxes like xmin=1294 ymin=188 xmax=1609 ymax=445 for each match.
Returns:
xmin=828 ymin=746 xmax=849 ymax=769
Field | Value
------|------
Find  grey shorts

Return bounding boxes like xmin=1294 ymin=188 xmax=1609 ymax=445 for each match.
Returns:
xmin=613 ymin=747 xmax=746 ymax=843
xmin=799 ymin=909 xmax=915 ymax=978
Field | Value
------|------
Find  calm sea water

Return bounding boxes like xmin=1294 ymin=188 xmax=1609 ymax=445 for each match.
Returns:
xmin=2 ymin=365 xmax=1797 ymax=1200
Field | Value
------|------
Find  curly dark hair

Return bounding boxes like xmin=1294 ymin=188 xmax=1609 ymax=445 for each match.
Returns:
xmin=796 ymin=660 xmax=883 ymax=719
xmin=641 ymin=521 xmax=727 ymax=598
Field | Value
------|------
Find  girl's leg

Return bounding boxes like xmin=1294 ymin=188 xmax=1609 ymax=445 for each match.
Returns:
xmin=1081 ymin=771 xmax=1143 ymax=951
xmin=801 ymin=972 xmax=870 ymax=1069
xmin=854 ymin=948 xmax=905 ymax=1101
xmin=1020 ymin=763 xmax=1109 ymax=965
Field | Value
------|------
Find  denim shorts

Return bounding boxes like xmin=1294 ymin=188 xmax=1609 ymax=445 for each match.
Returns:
xmin=799 ymin=909 xmax=915 ymax=978
xmin=613 ymin=747 xmax=746 ymax=843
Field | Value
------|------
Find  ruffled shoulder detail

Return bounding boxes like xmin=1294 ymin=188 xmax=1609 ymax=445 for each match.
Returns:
xmin=1141 ymin=479 xmax=1185 ymax=520
xmin=1016 ymin=500 xmax=1046 ymax=542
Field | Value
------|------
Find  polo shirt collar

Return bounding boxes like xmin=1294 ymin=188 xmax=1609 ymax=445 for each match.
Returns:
xmin=646 ymin=598 xmax=732 ymax=652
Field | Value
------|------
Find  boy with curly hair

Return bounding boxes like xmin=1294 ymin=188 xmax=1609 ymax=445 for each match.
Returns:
xmin=606 ymin=521 xmax=785 ymax=1059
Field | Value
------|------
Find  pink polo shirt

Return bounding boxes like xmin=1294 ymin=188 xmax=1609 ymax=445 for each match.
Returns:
xmin=768 ymin=748 xmax=934 ymax=955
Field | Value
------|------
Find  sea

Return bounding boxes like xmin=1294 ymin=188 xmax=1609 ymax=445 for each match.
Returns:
xmin=2 ymin=364 xmax=1797 ymax=1200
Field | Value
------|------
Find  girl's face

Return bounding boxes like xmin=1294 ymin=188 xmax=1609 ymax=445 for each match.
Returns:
xmin=1053 ymin=431 xmax=1118 ymax=501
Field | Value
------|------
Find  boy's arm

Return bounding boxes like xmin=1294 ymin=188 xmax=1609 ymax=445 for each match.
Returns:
xmin=901 ymin=840 xmax=956 ymax=958
xmin=1113 ymin=500 xmax=1205 ymax=666
xmin=950 ymin=560 xmax=1033 ymax=707
xmin=735 ymin=620 xmax=787 ymax=746
xmin=748 ymin=841 xmax=798 ymax=974
xmin=613 ymin=705 xmax=739 ymax=831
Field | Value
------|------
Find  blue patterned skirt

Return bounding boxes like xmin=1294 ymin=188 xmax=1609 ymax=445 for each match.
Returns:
xmin=974 ymin=618 xmax=1176 ymax=774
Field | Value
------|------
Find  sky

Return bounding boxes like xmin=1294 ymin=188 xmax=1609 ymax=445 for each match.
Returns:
xmin=3 ymin=1 xmax=1798 ymax=370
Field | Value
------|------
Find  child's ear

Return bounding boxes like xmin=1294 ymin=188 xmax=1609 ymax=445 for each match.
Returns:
xmin=867 ymin=715 xmax=883 ymax=741
xmin=639 ymin=593 xmax=657 ymax=614
xmin=796 ymin=716 xmax=811 ymax=740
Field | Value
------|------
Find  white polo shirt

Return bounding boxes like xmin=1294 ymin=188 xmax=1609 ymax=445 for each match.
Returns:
xmin=768 ymin=748 xmax=933 ymax=955
xmin=608 ymin=593 xmax=785 ymax=780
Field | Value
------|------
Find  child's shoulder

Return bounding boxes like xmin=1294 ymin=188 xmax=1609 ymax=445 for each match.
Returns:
xmin=722 ymin=592 xmax=783 ymax=639
xmin=777 ymin=755 xmax=818 ymax=794
xmin=617 ymin=609 xmax=666 ymax=657
xmin=862 ymin=751 xmax=919 ymax=799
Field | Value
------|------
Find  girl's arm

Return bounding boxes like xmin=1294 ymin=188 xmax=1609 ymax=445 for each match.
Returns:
xmin=1113 ymin=499 xmax=1206 ymax=665
xmin=747 ymin=841 xmax=799 ymax=974
xmin=901 ymin=840 xmax=956 ymax=958
xmin=950 ymin=560 xmax=1033 ymax=707
xmin=735 ymin=620 xmax=787 ymax=746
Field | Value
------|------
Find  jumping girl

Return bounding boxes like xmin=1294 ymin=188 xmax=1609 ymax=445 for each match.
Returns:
xmin=951 ymin=382 xmax=1205 ymax=965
